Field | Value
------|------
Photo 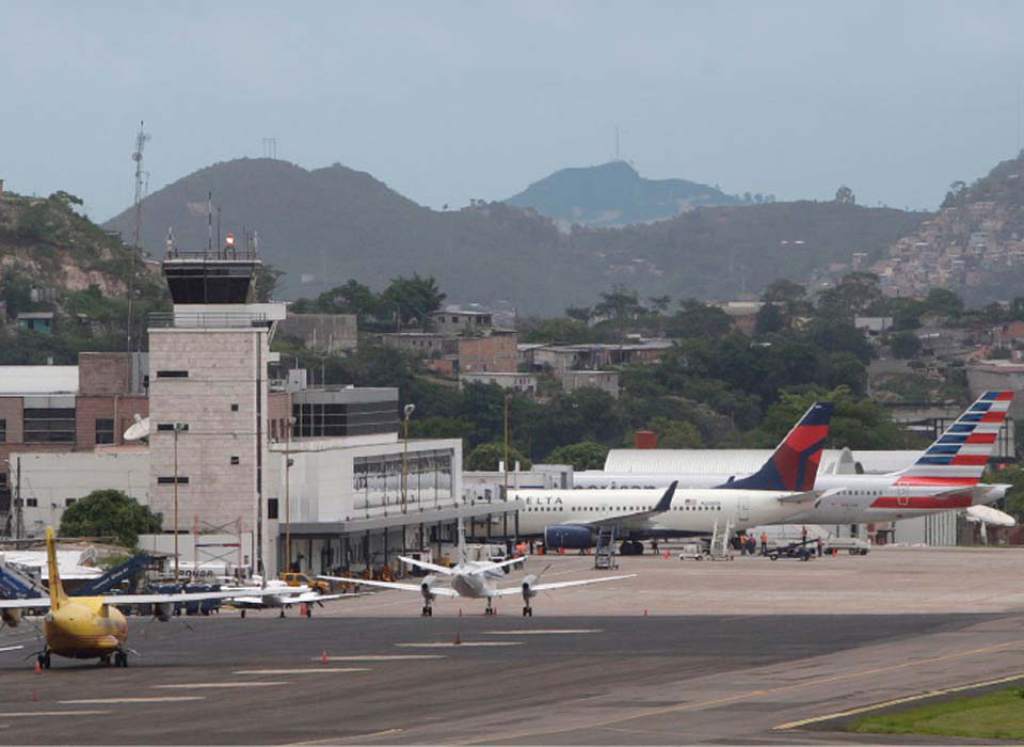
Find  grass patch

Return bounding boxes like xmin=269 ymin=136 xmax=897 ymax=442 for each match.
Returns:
xmin=850 ymin=687 xmax=1024 ymax=740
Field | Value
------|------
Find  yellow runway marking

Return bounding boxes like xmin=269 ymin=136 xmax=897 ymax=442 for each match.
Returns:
xmin=154 ymin=682 xmax=287 ymax=689
xmin=0 ymin=710 xmax=111 ymax=717
xmin=464 ymin=638 xmax=1024 ymax=745
xmin=483 ymin=629 xmax=600 ymax=635
xmin=233 ymin=667 xmax=369 ymax=675
xmin=314 ymin=655 xmax=445 ymax=661
xmin=395 ymin=641 xmax=522 ymax=648
xmin=60 ymin=697 xmax=203 ymax=705
xmin=773 ymin=671 xmax=1024 ymax=730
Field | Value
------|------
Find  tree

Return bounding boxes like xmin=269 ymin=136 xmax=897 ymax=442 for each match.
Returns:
xmin=380 ymin=274 xmax=446 ymax=329
xmin=59 ymin=489 xmax=162 ymax=547
xmin=754 ymin=303 xmax=786 ymax=335
xmin=647 ymin=416 xmax=702 ymax=448
xmin=465 ymin=442 xmax=532 ymax=471
xmin=922 ymin=287 xmax=964 ymax=320
xmin=647 ymin=295 xmax=671 ymax=315
xmin=253 ymin=264 xmax=285 ymax=302
xmin=666 ymin=300 xmax=732 ymax=339
xmin=753 ymin=388 xmax=908 ymax=450
xmin=547 ymin=441 xmax=609 ymax=470
xmin=565 ymin=306 xmax=592 ymax=323
xmin=594 ymin=286 xmax=643 ymax=325
xmin=834 ymin=185 xmax=856 ymax=205
xmin=890 ymin=331 xmax=922 ymax=359
xmin=816 ymin=272 xmax=884 ymax=321
xmin=984 ymin=466 xmax=1024 ymax=521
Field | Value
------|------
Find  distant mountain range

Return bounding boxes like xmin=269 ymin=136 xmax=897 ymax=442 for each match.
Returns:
xmin=104 ymin=158 xmax=925 ymax=314
xmin=505 ymin=160 xmax=742 ymax=228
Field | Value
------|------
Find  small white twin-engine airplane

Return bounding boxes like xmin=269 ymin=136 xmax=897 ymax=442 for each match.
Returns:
xmin=320 ymin=518 xmax=635 ymax=617
xmin=227 ymin=579 xmax=353 ymax=618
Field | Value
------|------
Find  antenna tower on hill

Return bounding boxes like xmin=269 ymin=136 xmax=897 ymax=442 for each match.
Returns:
xmin=127 ymin=120 xmax=150 ymax=352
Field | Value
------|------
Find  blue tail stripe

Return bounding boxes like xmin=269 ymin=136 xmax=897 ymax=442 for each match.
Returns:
xmin=970 ymin=403 xmax=992 ymax=412
xmin=949 ymin=424 xmax=977 ymax=433
xmin=916 ymin=456 xmax=954 ymax=465
xmin=938 ymin=435 xmax=968 ymax=444
xmin=927 ymin=445 xmax=962 ymax=455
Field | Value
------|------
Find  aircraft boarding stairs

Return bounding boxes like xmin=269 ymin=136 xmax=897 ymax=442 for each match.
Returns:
xmin=594 ymin=527 xmax=618 ymax=570
xmin=707 ymin=518 xmax=734 ymax=561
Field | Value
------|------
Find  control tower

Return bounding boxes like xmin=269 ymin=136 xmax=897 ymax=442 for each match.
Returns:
xmin=148 ymin=233 xmax=286 ymax=576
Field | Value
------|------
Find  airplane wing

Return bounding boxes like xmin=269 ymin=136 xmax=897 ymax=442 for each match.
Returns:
xmin=0 ymin=598 xmax=52 ymax=610
xmin=101 ymin=588 xmax=312 ymax=606
xmin=279 ymin=591 xmax=360 ymax=605
xmin=491 ymin=574 xmax=635 ymax=597
xmin=397 ymin=556 xmax=456 ymax=576
xmin=317 ymin=575 xmax=459 ymax=596
xmin=777 ymin=489 xmax=824 ymax=504
xmin=463 ymin=555 xmax=527 ymax=576
xmin=587 ymin=481 xmax=678 ymax=530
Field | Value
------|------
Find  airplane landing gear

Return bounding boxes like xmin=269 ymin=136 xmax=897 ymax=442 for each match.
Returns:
xmin=114 ymin=651 xmax=128 ymax=668
xmin=240 ymin=609 xmax=246 ymax=619
xmin=421 ymin=605 xmax=433 ymax=617
xmin=485 ymin=600 xmax=495 ymax=616
xmin=37 ymin=652 xmax=51 ymax=670
xmin=279 ymin=609 xmax=286 ymax=619
xmin=522 ymin=605 xmax=533 ymax=617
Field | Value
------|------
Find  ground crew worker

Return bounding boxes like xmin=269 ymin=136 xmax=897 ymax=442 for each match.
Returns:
xmin=816 ymin=537 xmax=823 ymax=557
xmin=760 ymin=531 xmax=769 ymax=556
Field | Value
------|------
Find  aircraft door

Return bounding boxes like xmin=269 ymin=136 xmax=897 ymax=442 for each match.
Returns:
xmin=896 ymin=485 xmax=910 ymax=508
xmin=738 ymin=495 xmax=750 ymax=522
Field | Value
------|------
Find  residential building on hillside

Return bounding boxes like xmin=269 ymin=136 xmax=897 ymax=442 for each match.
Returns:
xmin=277 ymin=313 xmax=357 ymax=354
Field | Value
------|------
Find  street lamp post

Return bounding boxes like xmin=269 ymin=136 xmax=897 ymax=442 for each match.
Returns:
xmin=401 ymin=404 xmax=415 ymax=514
xmin=172 ymin=422 xmax=185 ymax=584
xmin=285 ymin=416 xmax=295 ymax=573
xmin=503 ymin=394 xmax=511 ymax=500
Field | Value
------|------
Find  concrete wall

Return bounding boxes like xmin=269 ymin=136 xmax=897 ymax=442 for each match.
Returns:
xmin=277 ymin=314 xmax=357 ymax=354
xmin=12 ymin=449 xmax=150 ymax=537
xmin=457 ymin=334 xmax=517 ymax=373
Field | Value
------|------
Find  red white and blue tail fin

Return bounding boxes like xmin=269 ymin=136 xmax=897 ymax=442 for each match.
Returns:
xmin=895 ymin=391 xmax=1014 ymax=487
xmin=720 ymin=402 xmax=833 ymax=491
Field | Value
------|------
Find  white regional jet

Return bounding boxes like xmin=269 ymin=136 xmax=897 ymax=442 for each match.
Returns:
xmin=320 ymin=519 xmax=634 ymax=617
xmin=514 ymin=403 xmax=834 ymax=553
xmin=572 ymin=391 xmax=1015 ymax=525
xmin=227 ymin=579 xmax=354 ymax=618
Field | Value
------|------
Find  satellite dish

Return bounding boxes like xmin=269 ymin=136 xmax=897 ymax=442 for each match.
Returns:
xmin=124 ymin=414 xmax=150 ymax=442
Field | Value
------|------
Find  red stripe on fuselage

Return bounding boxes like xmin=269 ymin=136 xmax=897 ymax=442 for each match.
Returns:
xmin=870 ymin=494 xmax=973 ymax=509
xmin=894 ymin=476 xmax=978 ymax=486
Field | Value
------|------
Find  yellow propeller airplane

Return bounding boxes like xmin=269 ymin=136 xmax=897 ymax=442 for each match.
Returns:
xmin=1 ymin=528 xmax=293 ymax=669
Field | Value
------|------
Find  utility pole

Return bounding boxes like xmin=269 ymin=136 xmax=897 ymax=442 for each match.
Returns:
xmin=172 ymin=422 xmax=185 ymax=584
xmin=503 ymin=394 xmax=511 ymax=501
xmin=14 ymin=457 xmax=22 ymax=541
xmin=285 ymin=416 xmax=295 ymax=573
xmin=401 ymin=404 xmax=415 ymax=514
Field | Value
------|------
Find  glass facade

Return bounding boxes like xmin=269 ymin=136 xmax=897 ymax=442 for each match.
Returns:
xmin=293 ymin=401 xmax=398 ymax=438
xmin=352 ymin=449 xmax=453 ymax=513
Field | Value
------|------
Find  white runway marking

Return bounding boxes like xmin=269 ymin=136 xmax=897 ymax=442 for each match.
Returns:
xmin=395 ymin=641 xmax=523 ymax=648
xmin=483 ymin=629 xmax=600 ymax=635
xmin=0 ymin=710 xmax=111 ymax=718
xmin=0 ymin=645 xmax=24 ymax=653
xmin=60 ymin=697 xmax=203 ymax=705
xmin=233 ymin=667 xmax=369 ymax=675
xmin=154 ymin=682 xmax=287 ymax=689
xmin=314 ymin=655 xmax=445 ymax=661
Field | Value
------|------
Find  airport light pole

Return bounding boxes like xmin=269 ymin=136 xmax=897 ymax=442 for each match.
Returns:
xmin=401 ymin=404 xmax=415 ymax=514
xmin=285 ymin=416 xmax=295 ymax=573
xmin=172 ymin=422 xmax=186 ymax=584
xmin=503 ymin=394 xmax=511 ymax=500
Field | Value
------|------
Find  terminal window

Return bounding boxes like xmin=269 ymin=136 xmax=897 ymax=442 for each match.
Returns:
xmin=292 ymin=400 xmax=398 ymax=438
xmin=95 ymin=418 xmax=114 ymax=445
xmin=157 ymin=476 xmax=189 ymax=485
xmin=267 ymin=498 xmax=279 ymax=520
xmin=156 ymin=370 xmax=189 ymax=378
xmin=353 ymin=450 xmax=453 ymax=513
xmin=23 ymin=408 xmax=76 ymax=443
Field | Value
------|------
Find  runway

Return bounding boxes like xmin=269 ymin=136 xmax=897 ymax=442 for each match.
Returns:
xmin=1 ymin=612 xmax=1021 ymax=744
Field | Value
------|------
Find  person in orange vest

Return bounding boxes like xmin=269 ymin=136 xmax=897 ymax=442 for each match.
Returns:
xmin=760 ymin=531 xmax=769 ymax=556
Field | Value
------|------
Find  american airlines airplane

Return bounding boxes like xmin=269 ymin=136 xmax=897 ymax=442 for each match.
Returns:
xmin=572 ymin=391 xmax=1015 ymax=525
xmin=512 ymin=402 xmax=835 ymax=553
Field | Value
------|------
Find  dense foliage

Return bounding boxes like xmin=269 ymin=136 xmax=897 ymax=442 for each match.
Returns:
xmin=59 ymin=489 xmax=163 ymax=548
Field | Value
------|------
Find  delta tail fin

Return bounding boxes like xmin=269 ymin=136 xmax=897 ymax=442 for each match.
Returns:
xmin=719 ymin=402 xmax=833 ymax=491
xmin=45 ymin=527 xmax=68 ymax=611
xmin=895 ymin=391 xmax=1014 ymax=487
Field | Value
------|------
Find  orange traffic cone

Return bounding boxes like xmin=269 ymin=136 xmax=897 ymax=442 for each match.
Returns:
xmin=453 ymin=630 xmax=462 ymax=645
xmin=33 ymin=659 xmax=42 ymax=674
xmin=320 ymin=649 xmax=328 ymax=665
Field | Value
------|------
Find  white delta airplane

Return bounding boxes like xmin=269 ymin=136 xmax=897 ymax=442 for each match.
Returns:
xmin=513 ymin=402 xmax=835 ymax=554
xmin=574 ymin=391 xmax=1015 ymax=526
xmin=320 ymin=518 xmax=635 ymax=617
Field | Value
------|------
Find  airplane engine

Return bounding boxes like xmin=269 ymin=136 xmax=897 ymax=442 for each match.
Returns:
xmin=1 ymin=608 xmax=21 ymax=628
xmin=155 ymin=602 xmax=174 ymax=622
xmin=521 ymin=575 xmax=539 ymax=602
xmin=420 ymin=574 xmax=438 ymax=601
xmin=544 ymin=524 xmax=594 ymax=550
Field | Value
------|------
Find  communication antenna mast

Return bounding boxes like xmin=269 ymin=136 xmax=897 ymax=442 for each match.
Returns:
xmin=127 ymin=120 xmax=150 ymax=352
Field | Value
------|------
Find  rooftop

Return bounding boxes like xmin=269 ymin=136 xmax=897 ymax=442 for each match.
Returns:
xmin=0 ymin=366 xmax=79 ymax=396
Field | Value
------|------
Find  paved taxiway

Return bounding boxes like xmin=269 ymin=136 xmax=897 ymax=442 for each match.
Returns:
xmin=1 ymin=547 xmax=1022 ymax=744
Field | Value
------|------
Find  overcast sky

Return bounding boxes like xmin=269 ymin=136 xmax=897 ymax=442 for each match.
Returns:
xmin=2 ymin=1 xmax=1024 ymax=221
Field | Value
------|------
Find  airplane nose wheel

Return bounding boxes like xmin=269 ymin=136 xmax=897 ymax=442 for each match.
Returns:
xmin=37 ymin=652 xmax=51 ymax=670
xmin=421 ymin=605 xmax=433 ymax=617
xmin=114 ymin=651 xmax=128 ymax=668
xmin=522 ymin=606 xmax=533 ymax=617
